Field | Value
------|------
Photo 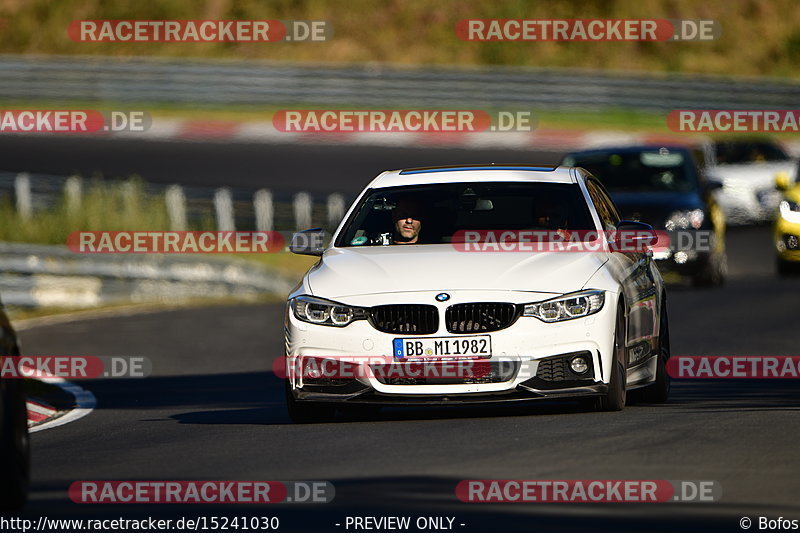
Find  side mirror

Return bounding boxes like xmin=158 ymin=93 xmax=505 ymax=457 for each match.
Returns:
xmin=610 ymin=221 xmax=658 ymax=252
xmin=290 ymin=228 xmax=326 ymax=256
xmin=776 ymin=171 xmax=791 ymax=191
xmin=705 ymin=178 xmax=724 ymax=192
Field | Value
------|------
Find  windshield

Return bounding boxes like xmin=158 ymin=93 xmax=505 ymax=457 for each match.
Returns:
xmin=714 ymin=141 xmax=791 ymax=164
xmin=335 ymin=182 xmax=595 ymax=247
xmin=563 ymin=150 xmax=697 ymax=193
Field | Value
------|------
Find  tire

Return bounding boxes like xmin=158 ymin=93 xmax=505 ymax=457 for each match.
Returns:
xmin=598 ymin=304 xmax=627 ymax=412
xmin=639 ymin=302 xmax=671 ymax=404
xmin=0 ymin=380 xmax=30 ymax=512
xmin=777 ymin=257 xmax=796 ymax=277
xmin=284 ymin=380 xmax=336 ymax=424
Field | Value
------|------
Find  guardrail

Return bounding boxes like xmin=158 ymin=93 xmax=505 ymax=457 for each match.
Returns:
xmin=0 ymin=242 xmax=295 ymax=308
xmin=0 ymin=171 xmax=350 ymax=233
xmin=2 ymin=55 xmax=799 ymax=111
xmin=0 ymin=169 xmax=343 ymax=309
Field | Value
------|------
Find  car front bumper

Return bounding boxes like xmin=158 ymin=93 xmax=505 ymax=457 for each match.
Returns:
xmin=775 ymin=216 xmax=800 ymax=262
xmin=284 ymin=290 xmax=620 ymax=404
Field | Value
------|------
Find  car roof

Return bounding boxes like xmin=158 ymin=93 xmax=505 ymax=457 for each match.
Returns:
xmin=367 ymin=164 xmax=577 ymax=188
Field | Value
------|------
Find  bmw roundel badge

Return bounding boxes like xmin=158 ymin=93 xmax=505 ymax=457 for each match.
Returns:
xmin=435 ymin=293 xmax=450 ymax=302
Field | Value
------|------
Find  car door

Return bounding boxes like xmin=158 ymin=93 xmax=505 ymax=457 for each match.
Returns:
xmin=586 ymin=178 xmax=659 ymax=371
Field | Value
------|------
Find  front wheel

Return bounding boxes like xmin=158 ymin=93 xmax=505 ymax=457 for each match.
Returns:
xmin=598 ymin=305 xmax=627 ymax=412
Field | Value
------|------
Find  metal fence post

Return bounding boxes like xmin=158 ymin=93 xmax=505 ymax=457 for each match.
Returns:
xmin=326 ymin=193 xmax=346 ymax=229
xmin=64 ymin=175 xmax=82 ymax=216
xmin=293 ymin=192 xmax=312 ymax=230
xmin=15 ymin=173 xmax=32 ymax=220
xmin=254 ymin=189 xmax=273 ymax=232
xmin=121 ymin=180 xmax=137 ymax=217
xmin=214 ymin=187 xmax=235 ymax=231
xmin=165 ymin=185 xmax=187 ymax=231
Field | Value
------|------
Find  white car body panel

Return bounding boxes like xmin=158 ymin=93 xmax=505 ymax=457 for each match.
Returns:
xmin=711 ymin=161 xmax=798 ymax=225
xmin=306 ymin=246 xmax=609 ymax=298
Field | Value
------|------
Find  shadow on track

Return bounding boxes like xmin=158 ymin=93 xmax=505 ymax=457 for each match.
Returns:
xmin=80 ymin=370 xmax=800 ymax=426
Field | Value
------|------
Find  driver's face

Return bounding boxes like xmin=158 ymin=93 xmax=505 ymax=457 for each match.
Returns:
xmin=394 ymin=215 xmax=422 ymax=242
xmin=535 ymin=202 xmax=566 ymax=228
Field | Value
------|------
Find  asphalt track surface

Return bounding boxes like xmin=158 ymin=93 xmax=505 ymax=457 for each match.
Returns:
xmin=9 ymin=138 xmax=800 ymax=532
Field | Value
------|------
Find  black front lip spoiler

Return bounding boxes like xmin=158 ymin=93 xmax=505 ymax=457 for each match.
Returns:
xmin=293 ymin=383 xmax=608 ymax=406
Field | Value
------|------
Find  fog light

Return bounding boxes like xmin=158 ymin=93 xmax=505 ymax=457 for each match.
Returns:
xmin=674 ymin=251 xmax=688 ymax=264
xmin=570 ymin=356 xmax=589 ymax=374
xmin=304 ymin=360 xmax=323 ymax=379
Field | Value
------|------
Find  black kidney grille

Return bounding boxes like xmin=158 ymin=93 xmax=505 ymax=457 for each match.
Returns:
xmin=445 ymin=303 xmax=519 ymax=333
xmin=370 ymin=304 xmax=439 ymax=334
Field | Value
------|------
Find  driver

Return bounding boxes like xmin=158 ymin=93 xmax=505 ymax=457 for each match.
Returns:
xmin=534 ymin=195 xmax=571 ymax=239
xmin=392 ymin=198 xmax=424 ymax=244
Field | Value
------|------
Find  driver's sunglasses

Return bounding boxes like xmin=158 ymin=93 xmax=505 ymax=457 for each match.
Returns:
xmin=394 ymin=210 xmax=422 ymax=221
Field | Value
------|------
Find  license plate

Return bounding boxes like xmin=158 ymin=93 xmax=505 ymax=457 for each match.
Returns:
xmin=393 ymin=335 xmax=492 ymax=359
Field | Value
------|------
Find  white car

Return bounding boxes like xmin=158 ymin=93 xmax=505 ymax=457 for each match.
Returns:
xmin=284 ymin=165 xmax=670 ymax=422
xmin=709 ymin=139 xmax=798 ymax=225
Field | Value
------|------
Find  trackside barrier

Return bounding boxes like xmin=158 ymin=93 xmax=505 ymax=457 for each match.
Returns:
xmin=1 ymin=56 xmax=798 ymax=110
xmin=0 ymin=242 xmax=294 ymax=309
xmin=0 ymin=171 xmax=350 ymax=233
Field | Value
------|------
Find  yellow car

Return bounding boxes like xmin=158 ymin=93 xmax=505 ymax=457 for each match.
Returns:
xmin=775 ymin=171 xmax=800 ymax=275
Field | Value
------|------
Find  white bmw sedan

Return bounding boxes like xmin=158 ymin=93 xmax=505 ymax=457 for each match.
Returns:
xmin=284 ymin=165 xmax=670 ymax=422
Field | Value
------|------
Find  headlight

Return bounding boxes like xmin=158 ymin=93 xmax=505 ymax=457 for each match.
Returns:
xmin=779 ymin=200 xmax=800 ymax=223
xmin=665 ymin=209 xmax=705 ymax=230
xmin=522 ymin=290 xmax=605 ymax=323
xmin=291 ymin=295 xmax=367 ymax=327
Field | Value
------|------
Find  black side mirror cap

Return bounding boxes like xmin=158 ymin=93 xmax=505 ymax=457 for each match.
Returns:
xmin=611 ymin=221 xmax=658 ymax=251
xmin=290 ymin=228 xmax=326 ymax=256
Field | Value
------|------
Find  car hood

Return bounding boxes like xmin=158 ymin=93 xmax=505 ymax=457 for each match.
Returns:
xmin=610 ymin=191 xmax=704 ymax=228
xmin=306 ymin=245 xmax=608 ymax=298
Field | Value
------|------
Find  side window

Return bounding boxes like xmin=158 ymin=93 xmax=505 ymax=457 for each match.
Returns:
xmin=598 ymin=185 xmax=621 ymax=225
xmin=586 ymin=180 xmax=618 ymax=230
